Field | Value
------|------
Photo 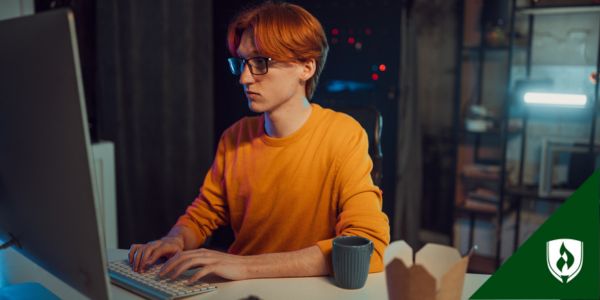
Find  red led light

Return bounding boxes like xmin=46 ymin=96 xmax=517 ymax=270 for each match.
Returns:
xmin=331 ymin=28 xmax=339 ymax=35
xmin=347 ymin=37 xmax=355 ymax=44
xmin=379 ymin=64 xmax=386 ymax=72
xmin=371 ymin=73 xmax=379 ymax=81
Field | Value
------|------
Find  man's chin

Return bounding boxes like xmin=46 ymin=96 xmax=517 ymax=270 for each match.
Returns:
xmin=247 ymin=100 xmax=267 ymax=113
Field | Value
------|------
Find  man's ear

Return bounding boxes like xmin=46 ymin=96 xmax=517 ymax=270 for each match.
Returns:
xmin=299 ymin=59 xmax=316 ymax=81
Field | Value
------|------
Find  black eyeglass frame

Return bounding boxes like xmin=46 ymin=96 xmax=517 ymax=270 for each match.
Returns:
xmin=227 ymin=56 xmax=273 ymax=76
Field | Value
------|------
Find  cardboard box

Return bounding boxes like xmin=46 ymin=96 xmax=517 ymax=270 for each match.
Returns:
xmin=384 ymin=241 xmax=470 ymax=300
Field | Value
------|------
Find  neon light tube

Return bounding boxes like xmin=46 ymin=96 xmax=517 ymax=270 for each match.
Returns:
xmin=523 ymin=92 xmax=587 ymax=107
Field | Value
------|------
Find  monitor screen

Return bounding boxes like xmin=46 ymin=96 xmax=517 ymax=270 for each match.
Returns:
xmin=0 ymin=9 xmax=111 ymax=299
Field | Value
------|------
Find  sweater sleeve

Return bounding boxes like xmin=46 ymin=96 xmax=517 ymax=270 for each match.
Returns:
xmin=316 ymin=127 xmax=390 ymax=273
xmin=175 ymin=134 xmax=230 ymax=247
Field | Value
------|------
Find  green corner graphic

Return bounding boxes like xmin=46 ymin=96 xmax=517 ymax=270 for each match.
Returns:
xmin=471 ymin=170 xmax=599 ymax=299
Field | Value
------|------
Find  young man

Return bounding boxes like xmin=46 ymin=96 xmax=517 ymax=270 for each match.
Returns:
xmin=129 ymin=1 xmax=390 ymax=283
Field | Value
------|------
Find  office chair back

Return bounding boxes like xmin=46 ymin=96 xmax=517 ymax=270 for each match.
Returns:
xmin=336 ymin=106 xmax=383 ymax=187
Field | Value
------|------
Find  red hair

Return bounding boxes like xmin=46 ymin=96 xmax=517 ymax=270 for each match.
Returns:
xmin=227 ymin=1 xmax=329 ymax=99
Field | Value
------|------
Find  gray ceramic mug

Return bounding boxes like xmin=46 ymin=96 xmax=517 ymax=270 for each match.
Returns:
xmin=332 ymin=236 xmax=374 ymax=289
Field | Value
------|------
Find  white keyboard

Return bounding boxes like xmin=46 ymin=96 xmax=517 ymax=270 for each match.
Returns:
xmin=108 ymin=260 xmax=217 ymax=300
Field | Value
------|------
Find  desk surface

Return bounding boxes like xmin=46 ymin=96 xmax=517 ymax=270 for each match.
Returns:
xmin=0 ymin=247 xmax=489 ymax=299
xmin=109 ymin=249 xmax=490 ymax=300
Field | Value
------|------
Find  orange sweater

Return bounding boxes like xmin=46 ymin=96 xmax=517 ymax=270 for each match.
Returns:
xmin=176 ymin=104 xmax=390 ymax=272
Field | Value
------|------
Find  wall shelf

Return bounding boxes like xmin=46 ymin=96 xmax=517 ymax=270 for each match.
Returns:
xmin=504 ymin=186 xmax=569 ymax=202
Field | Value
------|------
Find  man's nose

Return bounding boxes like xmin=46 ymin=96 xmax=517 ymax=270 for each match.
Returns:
xmin=239 ymin=64 xmax=254 ymax=85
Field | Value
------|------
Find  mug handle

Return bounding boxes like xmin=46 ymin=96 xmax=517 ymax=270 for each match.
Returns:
xmin=369 ymin=241 xmax=374 ymax=256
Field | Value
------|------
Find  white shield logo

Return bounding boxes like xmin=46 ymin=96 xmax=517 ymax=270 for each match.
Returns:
xmin=546 ymin=239 xmax=583 ymax=283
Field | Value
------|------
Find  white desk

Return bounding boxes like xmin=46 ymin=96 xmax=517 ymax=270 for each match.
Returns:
xmin=1 ymin=248 xmax=490 ymax=299
xmin=109 ymin=249 xmax=489 ymax=300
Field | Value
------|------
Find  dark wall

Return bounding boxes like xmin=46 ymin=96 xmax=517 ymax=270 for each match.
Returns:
xmin=94 ymin=0 xmax=215 ymax=247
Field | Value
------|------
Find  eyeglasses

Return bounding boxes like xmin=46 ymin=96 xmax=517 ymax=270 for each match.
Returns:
xmin=227 ymin=56 xmax=273 ymax=76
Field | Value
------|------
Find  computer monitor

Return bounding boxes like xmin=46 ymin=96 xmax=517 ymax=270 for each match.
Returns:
xmin=0 ymin=9 xmax=111 ymax=299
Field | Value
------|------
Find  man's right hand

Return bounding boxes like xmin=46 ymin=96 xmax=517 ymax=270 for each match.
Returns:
xmin=129 ymin=236 xmax=184 ymax=273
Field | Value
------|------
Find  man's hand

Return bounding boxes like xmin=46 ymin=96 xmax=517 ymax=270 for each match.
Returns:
xmin=129 ymin=236 xmax=184 ymax=273
xmin=157 ymin=245 xmax=328 ymax=283
xmin=159 ymin=248 xmax=249 ymax=283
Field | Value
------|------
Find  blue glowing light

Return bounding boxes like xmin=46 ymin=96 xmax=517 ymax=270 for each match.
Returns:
xmin=326 ymin=80 xmax=375 ymax=93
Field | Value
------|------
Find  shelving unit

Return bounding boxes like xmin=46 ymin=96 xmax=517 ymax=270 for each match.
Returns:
xmin=501 ymin=0 xmax=600 ymax=254
xmin=453 ymin=0 xmax=515 ymax=273
xmin=453 ymin=0 xmax=600 ymax=273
